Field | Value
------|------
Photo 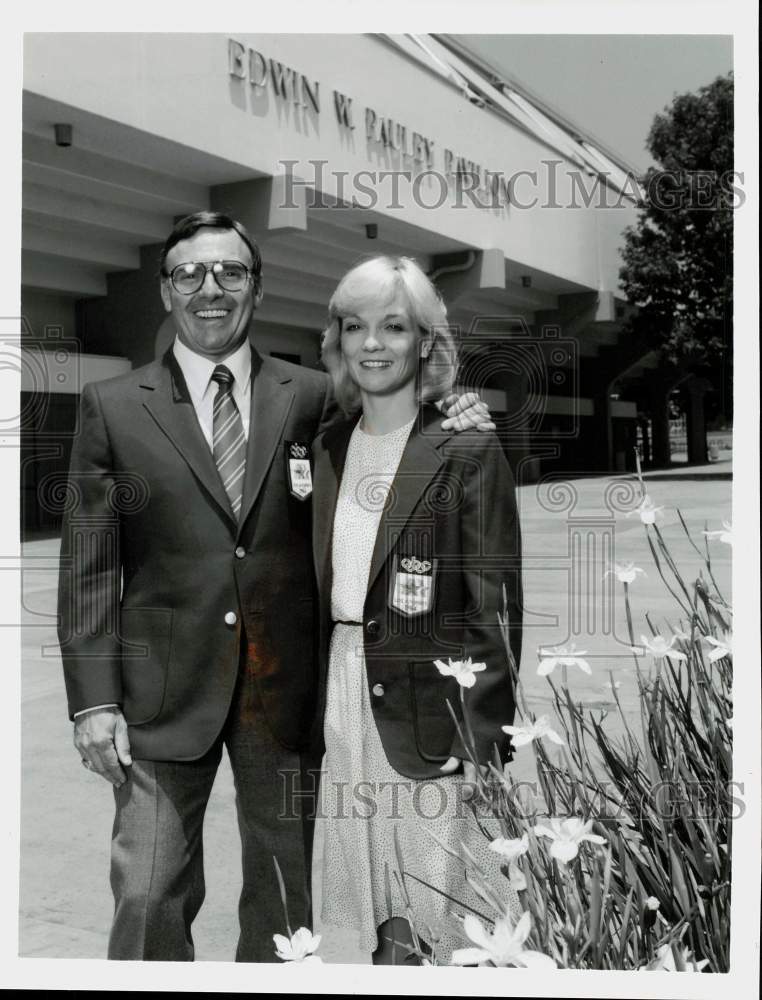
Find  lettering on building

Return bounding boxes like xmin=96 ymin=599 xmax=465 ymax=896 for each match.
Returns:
xmin=228 ymin=38 xmax=509 ymax=208
xmin=229 ymin=39 xmax=320 ymax=113
xmin=333 ymin=91 xmax=355 ymax=129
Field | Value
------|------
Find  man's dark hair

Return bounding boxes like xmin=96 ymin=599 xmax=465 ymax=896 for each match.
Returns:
xmin=159 ymin=211 xmax=263 ymax=285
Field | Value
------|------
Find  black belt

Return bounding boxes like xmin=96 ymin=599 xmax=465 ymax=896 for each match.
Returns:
xmin=332 ymin=619 xmax=363 ymax=627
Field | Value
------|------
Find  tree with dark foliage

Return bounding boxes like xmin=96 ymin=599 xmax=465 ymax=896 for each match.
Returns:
xmin=619 ymin=74 xmax=734 ymax=418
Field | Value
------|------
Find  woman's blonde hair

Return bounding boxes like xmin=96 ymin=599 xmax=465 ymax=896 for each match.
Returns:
xmin=321 ymin=255 xmax=457 ymax=414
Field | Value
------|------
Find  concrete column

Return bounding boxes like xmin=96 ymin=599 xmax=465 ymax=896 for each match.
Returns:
xmin=77 ymin=242 xmax=166 ymax=367
xmin=211 ymin=175 xmax=308 ymax=237
xmin=433 ymin=248 xmax=506 ymax=304
xmin=590 ymin=390 xmax=614 ymax=472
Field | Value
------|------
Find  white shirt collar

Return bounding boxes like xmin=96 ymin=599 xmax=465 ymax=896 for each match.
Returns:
xmin=172 ymin=335 xmax=252 ymax=403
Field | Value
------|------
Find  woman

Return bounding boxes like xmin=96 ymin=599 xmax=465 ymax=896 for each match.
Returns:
xmin=312 ymin=256 xmax=523 ymax=964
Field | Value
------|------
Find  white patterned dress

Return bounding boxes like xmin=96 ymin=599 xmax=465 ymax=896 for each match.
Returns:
xmin=318 ymin=416 xmax=521 ymax=962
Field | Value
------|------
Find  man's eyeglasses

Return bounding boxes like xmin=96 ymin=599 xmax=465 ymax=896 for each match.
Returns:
xmin=165 ymin=260 xmax=254 ymax=295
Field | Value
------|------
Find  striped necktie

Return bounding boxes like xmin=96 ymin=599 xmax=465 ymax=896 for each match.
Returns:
xmin=211 ymin=364 xmax=246 ymax=520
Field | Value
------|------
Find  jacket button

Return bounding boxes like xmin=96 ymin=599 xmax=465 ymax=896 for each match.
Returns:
xmin=235 ymin=546 xmax=246 ymax=559
xmin=224 ymin=611 xmax=237 ymax=626
xmin=372 ymin=683 xmax=385 ymax=697
xmin=366 ymin=619 xmax=380 ymax=635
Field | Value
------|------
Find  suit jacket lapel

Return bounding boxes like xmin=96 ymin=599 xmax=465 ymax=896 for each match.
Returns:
xmin=312 ymin=417 xmax=357 ymax=603
xmin=237 ymin=350 xmax=295 ymax=533
xmin=365 ymin=410 xmax=445 ymax=596
xmin=140 ymin=351 xmax=236 ymax=527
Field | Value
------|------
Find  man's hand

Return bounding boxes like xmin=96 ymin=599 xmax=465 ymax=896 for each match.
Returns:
xmin=440 ymin=392 xmax=495 ymax=433
xmin=440 ymin=755 xmax=488 ymax=800
xmin=74 ymin=707 xmax=132 ymax=786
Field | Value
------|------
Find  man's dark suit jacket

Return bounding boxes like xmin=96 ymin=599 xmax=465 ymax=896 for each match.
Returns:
xmin=311 ymin=404 xmax=523 ymax=781
xmin=58 ymin=345 xmax=337 ymax=761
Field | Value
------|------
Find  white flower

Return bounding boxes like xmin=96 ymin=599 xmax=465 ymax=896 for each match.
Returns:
xmin=537 ymin=643 xmax=591 ymax=677
xmin=627 ymin=494 xmax=664 ymax=525
xmin=502 ymin=715 xmax=565 ymax=747
xmin=641 ymin=943 xmax=709 ymax=972
xmin=273 ymin=927 xmax=322 ymax=962
xmin=703 ymin=520 xmax=732 ymax=546
xmin=451 ymin=911 xmax=556 ymax=968
xmin=703 ymin=631 xmax=732 ymax=661
xmin=604 ymin=561 xmax=647 ymax=585
xmin=489 ymin=832 xmax=530 ymax=862
xmin=434 ymin=656 xmax=487 ymax=688
xmin=632 ymin=634 xmax=687 ymax=662
xmin=508 ymin=862 xmax=527 ymax=891
xmin=645 ymin=896 xmax=660 ymax=911
xmin=533 ymin=817 xmax=607 ymax=864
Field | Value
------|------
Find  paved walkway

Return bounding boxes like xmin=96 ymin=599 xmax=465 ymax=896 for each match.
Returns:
xmin=17 ymin=470 xmax=731 ymax=963
xmin=642 ymin=456 xmax=732 ymax=480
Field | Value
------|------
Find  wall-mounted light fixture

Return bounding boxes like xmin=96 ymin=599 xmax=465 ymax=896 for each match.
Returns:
xmin=365 ymin=223 xmax=378 ymax=240
xmin=54 ymin=123 xmax=73 ymax=147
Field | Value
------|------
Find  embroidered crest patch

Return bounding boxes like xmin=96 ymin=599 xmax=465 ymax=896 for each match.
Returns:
xmin=388 ymin=555 xmax=437 ymax=617
xmin=285 ymin=441 xmax=313 ymax=500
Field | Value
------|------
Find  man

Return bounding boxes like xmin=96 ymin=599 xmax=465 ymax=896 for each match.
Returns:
xmin=58 ymin=211 xmax=493 ymax=962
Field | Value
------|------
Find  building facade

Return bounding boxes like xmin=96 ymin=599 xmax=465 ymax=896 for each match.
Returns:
xmin=21 ymin=32 xmax=685 ymax=534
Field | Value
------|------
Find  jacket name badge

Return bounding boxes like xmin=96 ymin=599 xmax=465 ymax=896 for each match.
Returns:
xmin=285 ymin=441 xmax=313 ymax=500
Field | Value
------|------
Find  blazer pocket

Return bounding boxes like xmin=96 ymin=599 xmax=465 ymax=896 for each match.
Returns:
xmin=407 ymin=660 xmax=457 ymax=763
xmin=119 ymin=607 xmax=173 ymax=725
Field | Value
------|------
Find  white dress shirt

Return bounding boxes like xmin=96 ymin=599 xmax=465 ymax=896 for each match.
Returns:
xmin=74 ymin=336 xmax=252 ymax=720
xmin=172 ymin=334 xmax=252 ymax=446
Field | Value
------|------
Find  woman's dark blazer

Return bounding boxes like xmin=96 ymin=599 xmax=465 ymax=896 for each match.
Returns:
xmin=311 ymin=403 xmax=523 ymax=780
